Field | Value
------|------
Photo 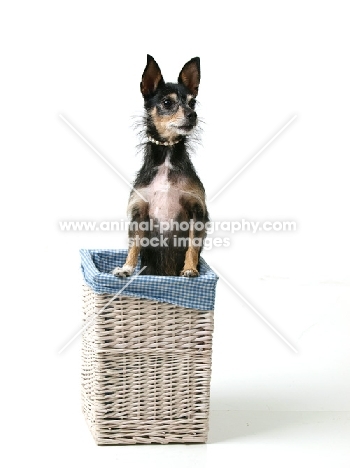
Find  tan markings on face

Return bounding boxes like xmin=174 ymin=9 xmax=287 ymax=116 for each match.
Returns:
xmin=167 ymin=93 xmax=178 ymax=101
xmin=186 ymin=94 xmax=194 ymax=103
xmin=150 ymin=106 xmax=187 ymax=142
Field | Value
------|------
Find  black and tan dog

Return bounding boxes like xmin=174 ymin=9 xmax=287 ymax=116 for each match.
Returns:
xmin=113 ymin=55 xmax=208 ymax=277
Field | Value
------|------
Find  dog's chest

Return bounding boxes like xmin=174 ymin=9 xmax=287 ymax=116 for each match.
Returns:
xmin=147 ymin=154 xmax=181 ymax=221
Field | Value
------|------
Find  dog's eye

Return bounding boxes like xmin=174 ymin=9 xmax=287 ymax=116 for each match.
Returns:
xmin=162 ymin=98 xmax=174 ymax=109
xmin=188 ymin=99 xmax=196 ymax=109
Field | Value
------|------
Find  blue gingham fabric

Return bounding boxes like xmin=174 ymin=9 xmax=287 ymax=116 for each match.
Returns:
xmin=80 ymin=249 xmax=218 ymax=311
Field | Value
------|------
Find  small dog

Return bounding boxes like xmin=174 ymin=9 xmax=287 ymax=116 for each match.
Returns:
xmin=113 ymin=55 xmax=208 ymax=277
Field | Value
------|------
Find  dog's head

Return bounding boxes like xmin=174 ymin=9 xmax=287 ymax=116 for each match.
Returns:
xmin=141 ymin=55 xmax=200 ymax=144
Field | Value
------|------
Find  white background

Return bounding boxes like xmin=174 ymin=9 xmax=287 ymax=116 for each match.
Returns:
xmin=1 ymin=0 xmax=350 ymax=466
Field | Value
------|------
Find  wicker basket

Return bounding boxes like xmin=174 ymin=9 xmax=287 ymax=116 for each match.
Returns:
xmin=81 ymin=284 xmax=215 ymax=445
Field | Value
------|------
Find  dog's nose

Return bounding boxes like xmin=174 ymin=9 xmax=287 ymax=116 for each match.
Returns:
xmin=186 ymin=110 xmax=197 ymax=125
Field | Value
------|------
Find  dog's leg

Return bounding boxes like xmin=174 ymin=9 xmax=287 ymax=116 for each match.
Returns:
xmin=113 ymin=239 xmax=140 ymax=277
xmin=179 ymin=193 xmax=207 ymax=277
xmin=113 ymin=198 xmax=148 ymax=277
xmin=181 ymin=250 xmax=199 ymax=277
xmin=180 ymin=218 xmax=205 ymax=277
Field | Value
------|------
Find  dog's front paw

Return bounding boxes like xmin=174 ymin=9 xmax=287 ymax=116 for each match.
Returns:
xmin=180 ymin=268 xmax=199 ymax=278
xmin=112 ymin=265 xmax=134 ymax=277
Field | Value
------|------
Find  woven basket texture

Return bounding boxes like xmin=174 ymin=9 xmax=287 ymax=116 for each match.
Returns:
xmin=82 ymin=284 xmax=214 ymax=444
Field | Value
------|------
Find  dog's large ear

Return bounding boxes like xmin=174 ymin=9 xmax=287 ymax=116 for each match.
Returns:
xmin=140 ymin=55 xmax=165 ymax=97
xmin=178 ymin=57 xmax=200 ymax=96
